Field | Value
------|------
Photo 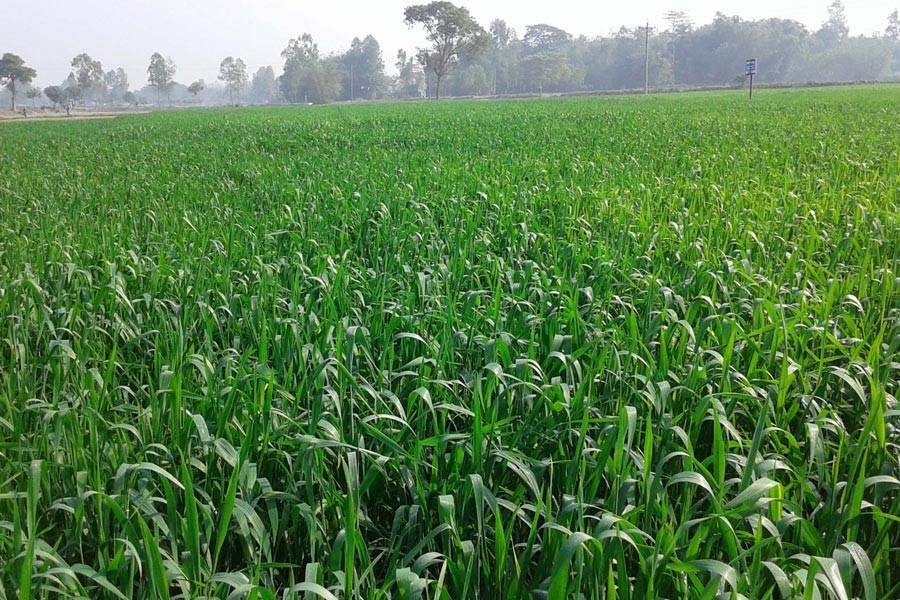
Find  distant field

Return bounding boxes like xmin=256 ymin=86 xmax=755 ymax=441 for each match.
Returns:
xmin=1 ymin=86 xmax=898 ymax=599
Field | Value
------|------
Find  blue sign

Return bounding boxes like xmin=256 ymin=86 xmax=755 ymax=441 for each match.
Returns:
xmin=745 ymin=59 xmax=757 ymax=75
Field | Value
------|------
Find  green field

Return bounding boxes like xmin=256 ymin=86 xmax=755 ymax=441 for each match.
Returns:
xmin=1 ymin=86 xmax=898 ymax=599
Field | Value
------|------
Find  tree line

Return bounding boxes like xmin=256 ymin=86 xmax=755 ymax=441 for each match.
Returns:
xmin=3 ymin=0 xmax=899 ymax=111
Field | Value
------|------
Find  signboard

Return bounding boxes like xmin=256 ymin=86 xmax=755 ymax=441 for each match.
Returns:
xmin=745 ymin=58 xmax=758 ymax=99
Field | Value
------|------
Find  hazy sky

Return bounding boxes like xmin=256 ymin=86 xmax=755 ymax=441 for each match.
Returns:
xmin=7 ymin=0 xmax=897 ymax=89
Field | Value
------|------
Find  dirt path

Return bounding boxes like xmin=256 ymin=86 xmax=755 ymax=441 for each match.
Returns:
xmin=0 ymin=111 xmax=150 ymax=123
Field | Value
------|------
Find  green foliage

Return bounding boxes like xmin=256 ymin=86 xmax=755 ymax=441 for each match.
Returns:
xmin=280 ymin=33 xmax=342 ymax=104
xmin=0 ymin=52 xmax=37 ymax=111
xmin=147 ymin=52 xmax=177 ymax=106
xmin=219 ymin=57 xmax=249 ymax=106
xmin=403 ymin=1 xmax=487 ymax=99
xmin=0 ymin=86 xmax=898 ymax=599
xmin=71 ymin=53 xmax=104 ymax=103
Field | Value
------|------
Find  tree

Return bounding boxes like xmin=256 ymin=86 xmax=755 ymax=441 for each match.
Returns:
xmin=250 ymin=67 xmax=277 ymax=103
xmin=71 ymin=53 xmax=104 ymax=104
xmin=62 ymin=72 xmax=83 ymax=105
xmin=518 ymin=51 xmax=582 ymax=93
xmin=147 ymin=53 xmax=176 ymax=106
xmin=344 ymin=36 xmax=378 ymax=100
xmin=0 ymin=53 xmax=37 ymax=111
xmin=664 ymin=11 xmax=694 ymax=83
xmin=522 ymin=24 xmax=572 ymax=55
xmin=819 ymin=0 xmax=849 ymax=46
xmin=187 ymin=79 xmax=205 ymax=97
xmin=886 ymin=10 xmax=900 ymax=40
xmin=44 ymin=85 xmax=64 ymax=109
xmin=280 ymin=33 xmax=342 ymax=104
xmin=26 ymin=86 xmax=42 ymax=108
xmin=395 ymin=49 xmax=425 ymax=98
xmin=488 ymin=19 xmax=519 ymax=94
xmin=104 ymin=68 xmax=129 ymax=103
xmin=403 ymin=1 xmax=487 ymax=99
xmin=219 ymin=56 xmax=248 ymax=105
xmin=665 ymin=10 xmax=694 ymax=36
xmin=341 ymin=35 xmax=385 ymax=100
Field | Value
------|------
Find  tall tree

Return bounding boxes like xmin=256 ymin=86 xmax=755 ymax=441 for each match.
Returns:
xmin=147 ymin=53 xmax=176 ymax=106
xmin=403 ymin=1 xmax=487 ymax=99
xmin=71 ymin=53 xmax=104 ymax=104
xmin=251 ymin=66 xmax=277 ymax=103
xmin=342 ymin=35 xmax=385 ymax=100
xmin=219 ymin=56 xmax=248 ymax=105
xmin=104 ymin=68 xmax=129 ymax=103
xmin=488 ymin=19 xmax=519 ymax=94
xmin=886 ymin=10 xmax=900 ymax=40
xmin=664 ymin=11 xmax=694 ymax=83
xmin=280 ymin=33 xmax=341 ymax=104
xmin=818 ymin=0 xmax=849 ymax=48
xmin=395 ymin=49 xmax=425 ymax=98
xmin=0 ymin=53 xmax=37 ymax=111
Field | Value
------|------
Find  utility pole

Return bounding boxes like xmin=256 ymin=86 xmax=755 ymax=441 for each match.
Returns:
xmin=644 ymin=21 xmax=650 ymax=95
xmin=350 ymin=63 xmax=354 ymax=102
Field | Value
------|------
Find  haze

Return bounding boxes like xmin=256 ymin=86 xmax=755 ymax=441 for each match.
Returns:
xmin=7 ymin=0 xmax=897 ymax=89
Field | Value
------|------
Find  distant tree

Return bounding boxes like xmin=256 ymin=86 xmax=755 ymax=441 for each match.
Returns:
xmin=43 ymin=85 xmax=64 ymax=109
xmin=665 ymin=10 xmax=694 ymax=35
xmin=395 ymin=49 xmax=425 ymax=97
xmin=26 ymin=85 xmax=42 ymax=108
xmin=280 ymin=33 xmax=341 ymax=103
xmin=403 ymin=1 xmax=487 ymax=99
xmin=664 ymin=11 xmax=694 ymax=83
xmin=0 ymin=53 xmax=37 ymax=111
xmin=886 ymin=10 xmax=900 ymax=40
xmin=122 ymin=91 xmax=136 ymax=105
xmin=250 ymin=66 xmax=277 ymax=103
xmin=518 ymin=51 xmax=582 ymax=93
xmin=219 ymin=56 xmax=248 ymax=105
xmin=187 ymin=79 xmax=205 ymax=97
xmin=62 ymin=72 xmax=83 ymax=105
xmin=147 ymin=53 xmax=176 ymax=106
xmin=341 ymin=35 xmax=385 ymax=100
xmin=104 ymin=67 xmax=129 ymax=103
xmin=283 ymin=32 xmax=320 ymax=65
xmin=488 ymin=19 xmax=520 ymax=94
xmin=71 ymin=53 xmax=104 ymax=104
xmin=816 ymin=0 xmax=849 ymax=49
xmin=490 ymin=19 xmax=515 ymax=49
xmin=522 ymin=24 xmax=572 ymax=55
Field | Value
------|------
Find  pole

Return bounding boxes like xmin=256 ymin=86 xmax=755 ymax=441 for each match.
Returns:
xmin=644 ymin=21 xmax=650 ymax=95
xmin=749 ymin=73 xmax=753 ymax=100
xmin=350 ymin=64 xmax=354 ymax=102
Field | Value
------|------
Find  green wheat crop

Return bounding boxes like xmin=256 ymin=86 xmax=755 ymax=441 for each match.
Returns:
xmin=1 ymin=86 xmax=898 ymax=599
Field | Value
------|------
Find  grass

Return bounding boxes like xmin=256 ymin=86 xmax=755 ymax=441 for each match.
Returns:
xmin=0 ymin=85 xmax=898 ymax=599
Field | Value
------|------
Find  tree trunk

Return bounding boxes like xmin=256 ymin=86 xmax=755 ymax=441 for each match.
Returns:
xmin=10 ymin=78 xmax=16 ymax=112
xmin=435 ymin=75 xmax=441 ymax=100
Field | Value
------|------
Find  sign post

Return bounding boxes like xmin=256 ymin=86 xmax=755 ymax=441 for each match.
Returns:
xmin=745 ymin=58 xmax=757 ymax=100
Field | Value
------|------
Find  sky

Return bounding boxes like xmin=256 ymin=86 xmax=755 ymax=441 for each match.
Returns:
xmin=6 ymin=0 xmax=898 ymax=89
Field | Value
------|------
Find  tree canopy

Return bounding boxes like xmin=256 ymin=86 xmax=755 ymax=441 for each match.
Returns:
xmin=219 ymin=56 xmax=248 ymax=105
xmin=0 ymin=53 xmax=37 ymax=111
xmin=147 ymin=53 xmax=177 ymax=105
xmin=404 ymin=1 xmax=487 ymax=99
